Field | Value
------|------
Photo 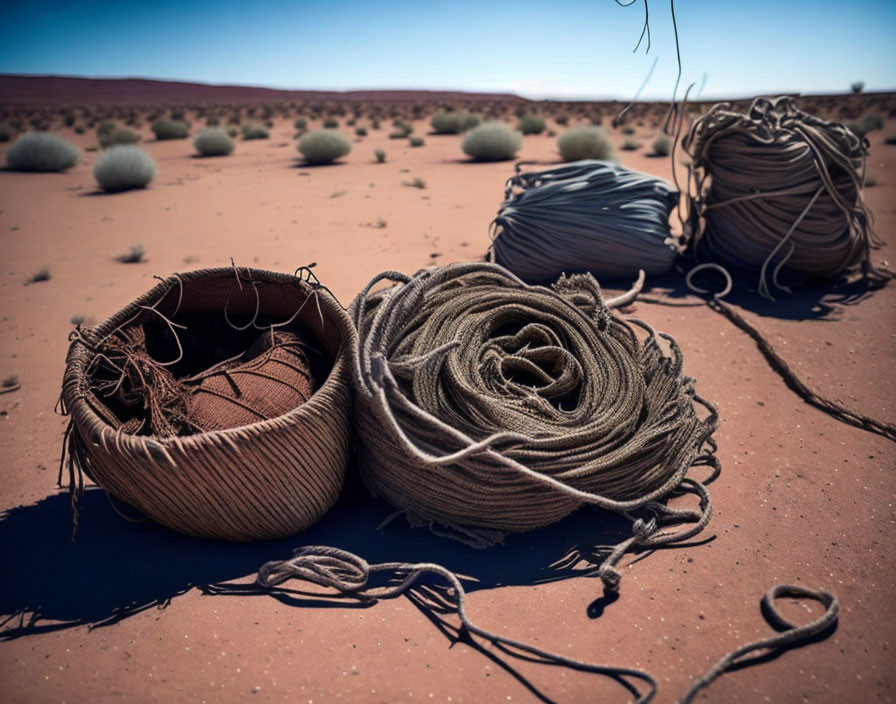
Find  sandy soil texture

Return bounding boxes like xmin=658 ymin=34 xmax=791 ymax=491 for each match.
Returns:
xmin=1 ymin=109 xmax=895 ymax=703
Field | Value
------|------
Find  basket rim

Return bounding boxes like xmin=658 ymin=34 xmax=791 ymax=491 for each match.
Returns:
xmin=62 ymin=266 xmax=357 ymax=454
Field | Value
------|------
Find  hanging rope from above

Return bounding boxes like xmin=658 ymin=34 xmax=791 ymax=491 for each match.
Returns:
xmin=681 ymin=96 xmax=886 ymax=300
xmin=350 ymin=262 xmax=718 ymax=592
xmin=491 ymin=160 xmax=679 ymax=283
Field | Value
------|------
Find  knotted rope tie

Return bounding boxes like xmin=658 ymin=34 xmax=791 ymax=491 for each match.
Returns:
xmin=351 ymin=262 xmax=719 ymax=594
xmin=257 ymin=545 xmax=660 ymax=703
xmin=681 ymin=584 xmax=839 ymax=703
xmin=682 ymin=95 xmax=888 ymax=299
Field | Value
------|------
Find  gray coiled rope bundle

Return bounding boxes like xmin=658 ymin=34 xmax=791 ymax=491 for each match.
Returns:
xmin=491 ymin=160 xmax=679 ymax=282
xmin=682 ymin=96 xmax=883 ymax=299
xmin=348 ymin=262 xmax=718 ymax=590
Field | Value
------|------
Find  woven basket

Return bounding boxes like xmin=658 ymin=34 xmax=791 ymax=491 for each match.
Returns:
xmin=60 ymin=268 xmax=355 ymax=541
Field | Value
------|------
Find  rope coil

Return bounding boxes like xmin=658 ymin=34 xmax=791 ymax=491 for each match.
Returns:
xmin=491 ymin=160 xmax=679 ymax=282
xmin=350 ymin=262 xmax=718 ymax=591
xmin=682 ymin=96 xmax=884 ymax=299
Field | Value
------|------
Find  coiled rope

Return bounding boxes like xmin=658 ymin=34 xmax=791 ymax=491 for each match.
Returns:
xmin=681 ymin=96 xmax=884 ymax=300
xmin=255 ymin=546 xmax=838 ymax=703
xmin=350 ymin=262 xmax=718 ymax=592
xmin=490 ymin=160 xmax=679 ymax=282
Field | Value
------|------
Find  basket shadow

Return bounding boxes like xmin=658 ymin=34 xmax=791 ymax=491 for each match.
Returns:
xmin=0 ymin=485 xmax=632 ymax=642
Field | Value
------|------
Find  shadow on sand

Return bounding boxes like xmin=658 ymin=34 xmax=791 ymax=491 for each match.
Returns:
xmin=0 ymin=482 xmax=634 ymax=642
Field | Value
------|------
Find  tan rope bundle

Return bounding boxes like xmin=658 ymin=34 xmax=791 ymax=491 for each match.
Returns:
xmin=682 ymin=96 xmax=882 ymax=299
xmin=59 ymin=267 xmax=356 ymax=541
xmin=350 ymin=262 xmax=718 ymax=591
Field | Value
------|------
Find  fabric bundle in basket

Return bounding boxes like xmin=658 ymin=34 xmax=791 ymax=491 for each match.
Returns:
xmin=490 ymin=160 xmax=679 ymax=282
xmin=59 ymin=267 xmax=356 ymax=541
xmin=350 ymin=262 xmax=718 ymax=591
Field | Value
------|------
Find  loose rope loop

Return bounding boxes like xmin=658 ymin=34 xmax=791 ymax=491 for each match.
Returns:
xmin=681 ymin=584 xmax=839 ymax=703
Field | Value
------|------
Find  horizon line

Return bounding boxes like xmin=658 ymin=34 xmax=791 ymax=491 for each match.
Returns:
xmin=2 ymin=72 xmax=895 ymax=104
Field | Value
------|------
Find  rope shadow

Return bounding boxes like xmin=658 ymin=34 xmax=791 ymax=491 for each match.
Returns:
xmin=0 ymin=484 xmax=638 ymax=641
xmin=634 ymin=260 xmax=886 ymax=322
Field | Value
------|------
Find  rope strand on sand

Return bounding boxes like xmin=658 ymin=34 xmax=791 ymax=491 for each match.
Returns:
xmin=683 ymin=263 xmax=896 ymax=442
xmin=256 ymin=547 xmax=837 ymax=704
xmin=681 ymin=584 xmax=839 ymax=703
xmin=258 ymin=545 xmax=660 ymax=702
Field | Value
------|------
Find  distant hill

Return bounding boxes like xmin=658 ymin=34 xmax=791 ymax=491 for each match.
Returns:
xmin=0 ymin=74 xmax=528 ymax=105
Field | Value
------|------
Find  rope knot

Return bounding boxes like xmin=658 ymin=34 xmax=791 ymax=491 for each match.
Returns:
xmin=632 ymin=517 xmax=658 ymax=540
xmin=257 ymin=546 xmax=371 ymax=593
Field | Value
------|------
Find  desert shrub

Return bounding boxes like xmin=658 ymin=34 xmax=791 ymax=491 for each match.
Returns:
xmin=98 ymin=125 xmax=140 ymax=148
xmin=431 ymin=111 xmax=480 ymax=134
xmin=409 ymin=136 xmax=424 ymax=147
xmin=374 ymin=148 xmax=386 ymax=163
xmin=297 ymin=130 xmax=352 ymax=165
xmin=355 ymin=126 xmax=368 ymax=136
xmin=555 ymin=114 xmax=569 ymax=126
xmin=74 ymin=125 xmax=86 ymax=134
xmin=621 ymin=126 xmax=636 ymax=135
xmin=194 ymin=127 xmax=235 ymax=157
xmin=6 ymin=132 xmax=81 ymax=172
xmin=885 ymin=135 xmax=896 ymax=145
xmin=390 ymin=120 xmax=413 ymax=138
xmin=323 ymin=117 xmax=339 ymax=128
xmin=28 ymin=267 xmax=51 ymax=283
xmin=557 ymin=126 xmax=615 ymax=162
xmin=863 ymin=172 xmax=877 ymax=188
xmin=205 ymin=115 xmax=220 ymax=126
xmin=294 ymin=117 xmax=307 ymax=130
xmin=620 ymin=138 xmax=640 ymax=151
xmin=847 ymin=114 xmax=884 ymax=138
xmin=518 ymin=114 xmax=546 ymax=135
xmin=461 ymin=122 xmax=522 ymax=162
xmin=151 ymin=118 xmax=189 ymax=140
xmin=241 ymin=122 xmax=269 ymax=140
xmin=371 ymin=118 xmax=381 ymax=130
xmin=851 ymin=81 xmax=864 ymax=94
xmin=0 ymin=123 xmax=16 ymax=142
xmin=225 ymin=124 xmax=239 ymax=137
xmin=652 ymin=134 xmax=672 ymax=156
xmin=117 ymin=244 xmax=146 ymax=263
xmin=93 ymin=145 xmax=156 ymax=192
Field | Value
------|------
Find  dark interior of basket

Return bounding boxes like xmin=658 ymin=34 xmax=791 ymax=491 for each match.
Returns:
xmin=86 ymin=273 xmax=339 ymax=434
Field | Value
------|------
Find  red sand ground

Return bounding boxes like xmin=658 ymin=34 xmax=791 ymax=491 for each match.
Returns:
xmin=0 ymin=107 xmax=894 ymax=703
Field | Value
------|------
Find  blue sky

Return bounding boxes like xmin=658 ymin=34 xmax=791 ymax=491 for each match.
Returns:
xmin=0 ymin=0 xmax=893 ymax=99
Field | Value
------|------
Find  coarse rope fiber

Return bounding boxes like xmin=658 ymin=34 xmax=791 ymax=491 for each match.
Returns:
xmin=491 ymin=160 xmax=679 ymax=282
xmin=58 ymin=267 xmax=356 ymax=541
xmin=681 ymin=96 xmax=885 ymax=300
xmin=256 ymin=545 xmax=838 ymax=703
xmin=350 ymin=261 xmax=719 ymax=592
